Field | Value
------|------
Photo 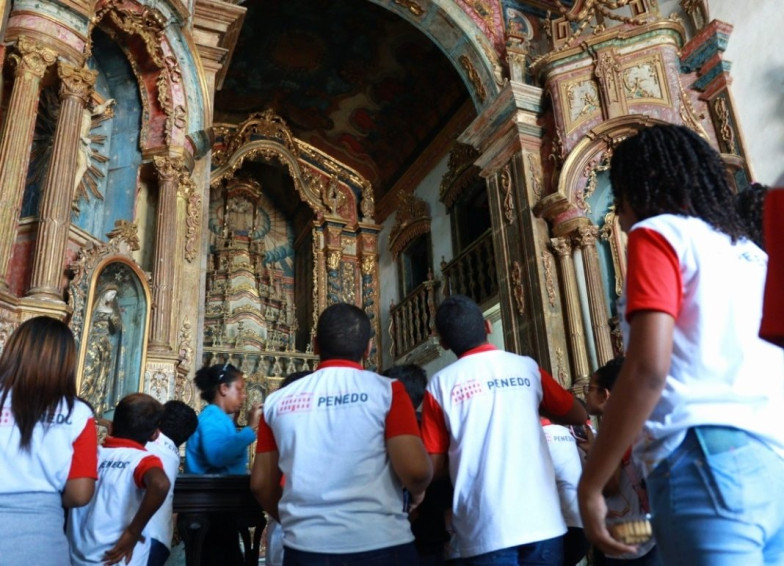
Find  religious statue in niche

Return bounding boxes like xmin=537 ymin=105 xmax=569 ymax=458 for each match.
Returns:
xmin=78 ymin=261 xmax=148 ymax=418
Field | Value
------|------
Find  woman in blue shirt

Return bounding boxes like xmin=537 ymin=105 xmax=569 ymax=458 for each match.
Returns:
xmin=186 ymin=362 xmax=261 ymax=474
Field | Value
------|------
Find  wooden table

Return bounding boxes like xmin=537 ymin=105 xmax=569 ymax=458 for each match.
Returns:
xmin=173 ymin=474 xmax=267 ymax=566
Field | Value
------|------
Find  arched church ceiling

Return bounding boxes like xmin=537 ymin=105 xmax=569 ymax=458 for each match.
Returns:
xmin=213 ymin=0 xmax=574 ymax=202
xmin=214 ymin=0 xmax=470 ymax=202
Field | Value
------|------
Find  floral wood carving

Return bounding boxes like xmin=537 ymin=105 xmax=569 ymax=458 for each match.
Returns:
xmin=459 ymin=55 xmax=487 ymax=103
xmin=388 ymin=193 xmax=431 ymax=260
xmin=500 ymin=164 xmax=516 ymax=223
xmin=511 ymin=260 xmax=525 ymax=316
xmin=212 ymin=109 xmax=298 ymax=168
xmin=439 ymin=143 xmax=480 ymax=210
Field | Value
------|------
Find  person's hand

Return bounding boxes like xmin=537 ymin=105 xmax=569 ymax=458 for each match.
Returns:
xmin=247 ymin=403 xmax=263 ymax=430
xmin=577 ymin=424 xmax=595 ymax=454
xmin=577 ymin=482 xmax=637 ymax=557
xmin=408 ymin=489 xmax=425 ymax=513
xmin=102 ymin=528 xmax=144 ymax=565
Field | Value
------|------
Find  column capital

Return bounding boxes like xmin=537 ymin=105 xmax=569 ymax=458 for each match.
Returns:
xmin=153 ymin=155 xmax=184 ymax=181
xmin=12 ymin=36 xmax=57 ymax=79
xmin=58 ymin=62 xmax=97 ymax=103
xmin=550 ymin=236 xmax=573 ymax=258
xmin=573 ymin=224 xmax=600 ymax=248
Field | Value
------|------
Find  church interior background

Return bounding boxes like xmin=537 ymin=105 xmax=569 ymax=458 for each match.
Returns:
xmin=0 ymin=0 xmax=780 ymax=428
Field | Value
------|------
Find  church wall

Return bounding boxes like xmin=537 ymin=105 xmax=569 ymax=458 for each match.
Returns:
xmin=708 ymin=0 xmax=784 ymax=185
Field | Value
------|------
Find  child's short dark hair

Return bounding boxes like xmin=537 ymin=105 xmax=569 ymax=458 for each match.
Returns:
xmin=159 ymin=400 xmax=198 ymax=447
xmin=435 ymin=295 xmax=487 ymax=357
xmin=112 ymin=393 xmax=164 ymax=445
xmin=593 ymin=357 xmax=625 ymax=391
xmin=280 ymin=370 xmax=311 ymax=389
xmin=382 ymin=364 xmax=427 ymax=409
xmin=316 ymin=303 xmax=371 ymax=361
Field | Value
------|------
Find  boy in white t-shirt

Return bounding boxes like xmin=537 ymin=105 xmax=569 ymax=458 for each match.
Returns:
xmin=68 ymin=393 xmax=171 ymax=566
xmin=145 ymin=400 xmax=198 ymax=566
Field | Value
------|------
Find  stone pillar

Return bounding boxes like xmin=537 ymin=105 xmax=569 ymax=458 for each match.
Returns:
xmin=0 ymin=37 xmax=56 ymax=289
xmin=550 ymin=236 xmax=590 ymax=384
xmin=27 ymin=63 xmax=97 ymax=301
xmin=574 ymin=224 xmax=614 ymax=366
xmin=149 ymin=156 xmax=183 ymax=351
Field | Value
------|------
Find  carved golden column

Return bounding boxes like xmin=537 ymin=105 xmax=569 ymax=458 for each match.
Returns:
xmin=0 ymin=37 xmax=56 ymax=289
xmin=27 ymin=63 xmax=97 ymax=301
xmin=149 ymin=156 xmax=183 ymax=351
xmin=550 ymin=236 xmax=590 ymax=384
xmin=574 ymin=224 xmax=614 ymax=366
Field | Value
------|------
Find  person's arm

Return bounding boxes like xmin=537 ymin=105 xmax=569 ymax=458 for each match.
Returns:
xmin=103 ymin=463 xmax=170 ymax=565
xmin=539 ymin=369 xmax=588 ymax=426
xmin=62 ymin=416 xmax=98 ymax=508
xmin=385 ymin=381 xmax=432 ymax=502
xmin=251 ymin=414 xmax=282 ymax=521
xmin=200 ymin=407 xmax=256 ymax=468
xmin=578 ymin=311 xmax=673 ymax=556
xmin=420 ymin=391 xmax=449 ymax=480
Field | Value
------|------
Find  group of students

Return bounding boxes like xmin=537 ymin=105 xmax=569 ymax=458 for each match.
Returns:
xmin=1 ymin=123 xmax=783 ymax=566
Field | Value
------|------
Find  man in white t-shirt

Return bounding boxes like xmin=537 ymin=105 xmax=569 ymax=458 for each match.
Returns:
xmin=251 ymin=303 xmax=432 ymax=566
xmin=421 ymin=295 xmax=587 ymax=566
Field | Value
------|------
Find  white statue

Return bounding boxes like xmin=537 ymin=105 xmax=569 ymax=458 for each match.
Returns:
xmin=74 ymin=97 xmax=116 ymax=198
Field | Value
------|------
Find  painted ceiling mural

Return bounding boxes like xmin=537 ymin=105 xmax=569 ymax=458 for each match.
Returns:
xmin=214 ymin=0 xmax=470 ymax=201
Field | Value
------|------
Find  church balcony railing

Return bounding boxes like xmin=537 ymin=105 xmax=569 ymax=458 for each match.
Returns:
xmin=440 ymin=229 xmax=498 ymax=310
xmin=389 ymin=273 xmax=440 ymax=362
xmin=201 ymin=346 xmax=319 ymax=386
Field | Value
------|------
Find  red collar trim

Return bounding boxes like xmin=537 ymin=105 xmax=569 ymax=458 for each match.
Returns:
xmin=540 ymin=417 xmax=552 ymax=426
xmin=317 ymin=359 xmax=364 ymax=371
xmin=104 ymin=436 xmax=147 ymax=450
xmin=458 ymin=343 xmax=498 ymax=359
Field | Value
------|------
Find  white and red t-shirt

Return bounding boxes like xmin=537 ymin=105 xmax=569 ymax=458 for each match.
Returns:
xmin=621 ymin=214 xmax=784 ymax=475
xmin=541 ymin=420 xmax=583 ymax=529
xmin=421 ymin=344 xmax=574 ymax=558
xmin=0 ymin=394 xmax=97 ymax=495
xmin=68 ymin=437 xmax=163 ymax=566
xmin=257 ymin=360 xmax=421 ymax=553
xmin=145 ymin=432 xmax=181 ymax=550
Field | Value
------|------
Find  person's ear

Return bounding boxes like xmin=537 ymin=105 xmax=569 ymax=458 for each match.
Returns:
xmin=219 ymin=382 xmax=228 ymax=396
xmin=484 ymin=319 xmax=492 ymax=335
xmin=363 ymin=339 xmax=372 ymax=359
xmin=150 ymin=429 xmax=160 ymax=442
xmin=313 ymin=337 xmax=320 ymax=355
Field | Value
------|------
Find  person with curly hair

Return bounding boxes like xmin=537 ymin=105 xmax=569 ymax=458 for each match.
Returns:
xmin=577 ymin=124 xmax=784 ymax=566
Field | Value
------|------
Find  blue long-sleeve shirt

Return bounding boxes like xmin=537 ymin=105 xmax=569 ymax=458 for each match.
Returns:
xmin=185 ymin=404 xmax=256 ymax=474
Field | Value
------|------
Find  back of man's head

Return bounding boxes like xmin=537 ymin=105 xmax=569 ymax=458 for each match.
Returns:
xmin=382 ymin=364 xmax=427 ymax=409
xmin=316 ymin=303 xmax=371 ymax=361
xmin=436 ymin=295 xmax=487 ymax=357
xmin=159 ymin=400 xmax=198 ymax=447
xmin=594 ymin=356 xmax=625 ymax=391
xmin=112 ymin=393 xmax=164 ymax=445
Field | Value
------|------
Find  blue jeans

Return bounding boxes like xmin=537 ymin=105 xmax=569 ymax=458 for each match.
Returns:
xmin=647 ymin=426 xmax=784 ymax=566
xmin=462 ymin=536 xmax=564 ymax=566
xmin=147 ymin=539 xmax=170 ymax=566
xmin=283 ymin=542 xmax=418 ymax=566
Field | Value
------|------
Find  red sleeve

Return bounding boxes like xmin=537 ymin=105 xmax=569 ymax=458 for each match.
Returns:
xmin=68 ymin=417 xmax=98 ymax=480
xmin=133 ymin=455 xmax=163 ymax=488
xmin=539 ymin=369 xmax=574 ymax=416
xmin=625 ymin=227 xmax=682 ymax=320
xmin=385 ymin=380 xmax=421 ymax=439
xmin=761 ymin=189 xmax=784 ymax=346
xmin=255 ymin=414 xmax=278 ymax=453
xmin=420 ymin=391 xmax=449 ymax=454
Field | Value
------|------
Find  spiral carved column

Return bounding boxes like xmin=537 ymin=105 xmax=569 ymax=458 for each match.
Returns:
xmin=574 ymin=225 xmax=614 ymax=366
xmin=0 ymin=37 xmax=57 ymax=289
xmin=550 ymin=236 xmax=590 ymax=385
xmin=27 ymin=63 xmax=97 ymax=301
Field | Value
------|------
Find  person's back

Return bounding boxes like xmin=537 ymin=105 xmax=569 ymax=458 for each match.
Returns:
xmin=252 ymin=303 xmax=431 ymax=565
xmin=145 ymin=400 xmax=198 ymax=566
xmin=69 ymin=393 xmax=170 ymax=566
xmin=421 ymin=295 xmax=587 ymax=564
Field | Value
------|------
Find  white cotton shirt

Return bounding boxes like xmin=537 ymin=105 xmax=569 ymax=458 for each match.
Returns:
xmin=542 ymin=423 xmax=583 ymax=528
xmin=145 ymin=432 xmax=181 ymax=549
xmin=622 ymin=215 xmax=784 ymax=475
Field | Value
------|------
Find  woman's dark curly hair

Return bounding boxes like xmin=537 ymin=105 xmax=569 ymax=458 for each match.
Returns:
xmin=609 ymin=124 xmax=748 ymax=241
xmin=736 ymin=182 xmax=768 ymax=250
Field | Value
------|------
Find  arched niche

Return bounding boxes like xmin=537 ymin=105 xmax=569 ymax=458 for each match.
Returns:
xmin=68 ymin=223 xmax=151 ymax=418
xmin=208 ymin=111 xmax=383 ymax=374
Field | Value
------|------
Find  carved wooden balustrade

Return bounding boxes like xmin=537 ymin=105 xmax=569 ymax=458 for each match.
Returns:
xmin=389 ymin=273 xmax=440 ymax=361
xmin=440 ymin=229 xmax=498 ymax=308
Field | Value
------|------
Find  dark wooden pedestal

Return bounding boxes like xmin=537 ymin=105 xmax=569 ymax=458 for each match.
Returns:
xmin=173 ymin=474 xmax=266 ymax=566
